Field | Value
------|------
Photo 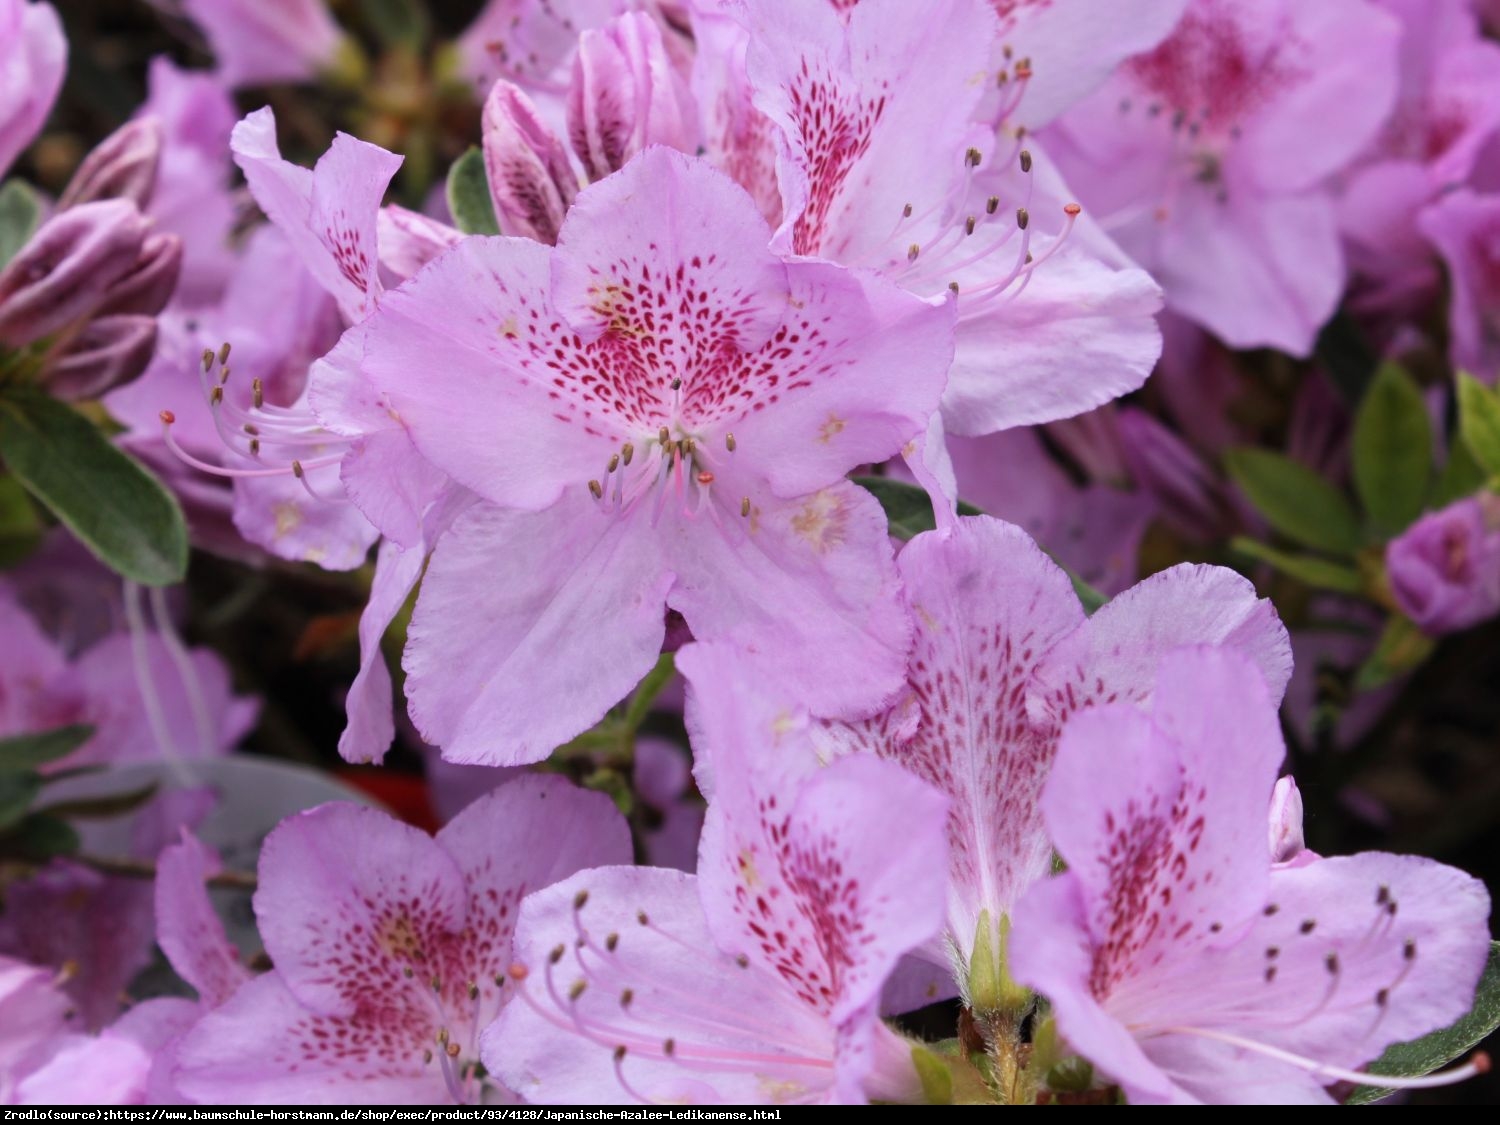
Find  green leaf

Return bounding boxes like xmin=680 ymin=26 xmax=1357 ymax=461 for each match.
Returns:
xmin=1457 ymin=373 xmax=1500 ymax=479
xmin=1 ymin=813 xmax=80 ymax=861
xmin=0 ymin=179 xmax=41 ymax=271
xmin=1223 ymin=448 xmax=1364 ymax=554
xmin=0 ymin=771 xmax=42 ymax=831
xmin=1356 ymin=614 xmax=1436 ymax=691
xmin=446 ymin=147 xmax=500 ymax=236
xmin=0 ymin=472 xmax=42 ymax=565
xmin=911 ymin=1044 xmax=954 ymax=1105
xmin=621 ymin=653 xmax=676 ymax=734
xmin=1348 ymin=941 xmax=1500 ymax=1104
xmin=359 ymin=0 xmax=429 ymax=47
xmin=1230 ymin=536 xmax=1365 ymax=594
xmin=1352 ymin=364 xmax=1432 ymax=536
xmin=853 ymin=476 xmax=1107 ymax=612
xmin=0 ymin=725 xmax=94 ymax=772
xmin=1433 ymin=436 xmax=1488 ymax=508
xmin=0 ymin=392 xmax=189 ymax=586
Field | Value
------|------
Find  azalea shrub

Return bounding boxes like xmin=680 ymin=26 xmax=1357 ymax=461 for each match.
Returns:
xmin=5 ymin=0 xmax=1500 ymax=1108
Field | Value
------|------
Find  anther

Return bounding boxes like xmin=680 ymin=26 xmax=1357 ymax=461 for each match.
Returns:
xmin=218 ymin=342 xmax=231 ymax=365
xmin=445 ymin=1041 xmax=460 ymax=1059
xmin=249 ymin=438 xmax=261 ymax=456
xmin=637 ymin=910 xmax=650 ymax=926
xmin=1263 ymin=904 xmax=1280 ymax=916
xmin=964 ymin=215 xmax=977 ymax=236
xmin=605 ymin=933 xmax=619 ymax=952
xmin=964 ymin=147 xmax=982 ymax=168
xmin=437 ymin=1028 xmax=449 ymax=1046
xmin=908 ymin=243 xmax=920 ymax=262
xmin=986 ymin=195 xmax=999 ymax=214
xmin=423 ymin=1049 xmax=433 ymax=1064
xmin=252 ymin=378 xmax=263 ymax=409
xmin=588 ymin=480 xmax=604 ymax=500
xmin=574 ymin=889 xmax=590 ymax=910
xmin=1300 ymin=919 xmax=1316 ymax=934
xmin=201 ymin=349 xmax=214 ymax=373
xmin=663 ymin=1038 xmax=676 ymax=1056
xmin=291 ymin=460 xmax=305 ymax=479
xmin=1016 ymin=208 xmax=1029 ymax=230
xmin=607 ymin=454 xmax=620 ymax=473
xmin=622 ymin=443 xmax=634 ymax=465
xmin=219 ymin=366 xmax=230 ymax=385
xmin=210 ymin=386 xmax=223 ymax=406
xmin=740 ymin=497 xmax=751 ymax=518
xmin=949 ymin=282 xmax=960 ymax=294
xmin=430 ymin=975 xmax=442 ymax=993
xmin=1325 ymin=952 xmax=1340 ymax=975
xmin=697 ymin=471 xmax=714 ymax=486
xmin=1265 ymin=947 xmax=1279 ymax=960
xmin=735 ymin=954 xmax=750 ymax=969
xmin=403 ymin=966 xmax=414 ymax=979
xmin=1404 ymin=939 xmax=1417 ymax=961
xmin=902 ymin=203 xmax=913 ymax=218
xmin=1376 ymin=886 xmax=1391 ymax=905
xmin=568 ymin=979 xmax=587 ymax=1001
xmin=1019 ymin=149 xmax=1032 ymax=173
xmin=549 ymin=944 xmax=566 ymax=965
xmin=620 ymin=989 xmax=634 ymax=1008
xmin=613 ymin=1046 xmax=627 ymax=1063
xmin=467 ymin=981 xmax=479 ymax=1001
xmin=1376 ymin=988 xmax=1389 ymax=1008
xmin=725 ymin=432 xmax=736 ymax=452
xmin=670 ymin=377 xmax=682 ymax=390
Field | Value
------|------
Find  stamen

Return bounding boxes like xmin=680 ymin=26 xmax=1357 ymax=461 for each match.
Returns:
xmin=725 ymin=432 xmax=736 ymax=453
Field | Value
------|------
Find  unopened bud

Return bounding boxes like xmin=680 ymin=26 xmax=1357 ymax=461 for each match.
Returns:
xmin=95 ymin=231 xmax=183 ymax=318
xmin=45 ymin=315 xmax=157 ymax=401
xmin=58 ymin=118 xmax=163 ymax=210
xmin=483 ymin=81 xmax=581 ymax=246
xmin=0 ymin=200 xmax=149 ymax=347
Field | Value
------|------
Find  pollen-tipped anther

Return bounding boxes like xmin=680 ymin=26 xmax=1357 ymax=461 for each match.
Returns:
xmin=964 ymin=147 xmax=982 ymax=169
xmin=1019 ymin=149 xmax=1032 ymax=173
xmin=1016 ymin=208 xmax=1029 ymax=230
xmin=200 ymin=348 xmax=214 ymax=373
xmin=252 ymin=378 xmax=263 ymax=409
xmin=549 ymin=944 xmax=566 ymax=965
xmin=621 ymin=442 xmax=634 ymax=465
xmin=568 ymin=979 xmax=587 ymax=1001
xmin=907 ymin=243 xmax=920 ymax=262
xmin=573 ymin=889 xmax=590 ymax=910
xmin=218 ymin=341 xmax=231 ymax=365
xmin=725 ymin=432 xmax=736 ymax=452
xmin=740 ymin=497 xmax=751 ymax=518
xmin=588 ymin=479 xmax=603 ymax=500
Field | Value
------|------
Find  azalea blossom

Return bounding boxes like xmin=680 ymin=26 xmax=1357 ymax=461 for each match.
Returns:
xmin=174 ymin=776 xmax=631 ymax=1104
xmin=167 ymin=0 xmax=347 ymax=89
xmin=487 ymin=641 xmax=950 ymax=1104
xmin=1043 ymin=0 xmax=1401 ymax=354
xmin=1418 ymin=189 xmax=1500 ymax=382
xmin=0 ymin=0 xmax=65 ymax=180
xmin=336 ymin=146 xmax=953 ymax=766
xmin=1010 ymin=648 xmax=1492 ymax=1104
xmin=1385 ymin=493 xmax=1500 ymax=635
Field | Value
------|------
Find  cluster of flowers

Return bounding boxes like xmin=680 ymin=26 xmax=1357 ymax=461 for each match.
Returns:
xmin=2 ymin=0 xmax=1499 ymax=1107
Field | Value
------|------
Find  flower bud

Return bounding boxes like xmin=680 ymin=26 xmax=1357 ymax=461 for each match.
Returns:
xmin=1268 ymin=775 xmax=1308 ymax=866
xmin=1386 ymin=495 xmax=1500 ymax=635
xmin=0 ymin=200 xmax=149 ymax=347
xmin=566 ymin=12 xmax=696 ymax=183
xmin=95 ymin=231 xmax=183 ymax=318
xmin=57 ymin=117 xmax=163 ymax=209
xmin=45 ymin=314 xmax=156 ymax=401
xmin=1116 ymin=408 xmax=1238 ymax=541
xmin=483 ymin=80 xmax=581 ymax=245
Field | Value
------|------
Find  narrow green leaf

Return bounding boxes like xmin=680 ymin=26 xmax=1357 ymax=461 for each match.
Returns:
xmin=1432 ymin=437 xmax=1488 ymax=508
xmin=853 ymin=476 xmax=1107 ymax=612
xmin=1230 ymin=536 xmax=1365 ymax=594
xmin=1352 ymin=364 xmax=1432 ymax=536
xmin=911 ymin=1044 xmax=954 ymax=1105
xmin=1 ymin=813 xmax=81 ymax=860
xmin=621 ymin=653 xmax=676 ymax=734
xmin=446 ymin=147 xmax=500 ymax=236
xmin=1356 ymin=615 xmax=1436 ymax=691
xmin=0 ymin=772 xmax=42 ymax=831
xmin=0 ymin=392 xmax=189 ymax=586
xmin=1457 ymin=373 xmax=1500 ymax=479
xmin=359 ymin=0 xmax=429 ymax=47
xmin=1348 ymin=941 xmax=1500 ymax=1104
xmin=0 ymin=179 xmax=41 ymax=271
xmin=36 ymin=781 xmax=158 ymax=821
xmin=1223 ymin=448 xmax=1364 ymax=554
xmin=0 ymin=725 xmax=94 ymax=772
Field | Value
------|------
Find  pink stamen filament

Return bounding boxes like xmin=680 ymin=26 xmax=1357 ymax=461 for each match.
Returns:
xmin=160 ymin=413 xmax=343 ymax=480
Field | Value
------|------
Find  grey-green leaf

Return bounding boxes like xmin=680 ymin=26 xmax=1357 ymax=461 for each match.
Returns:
xmin=1352 ymin=363 xmax=1432 ymax=537
xmin=447 ymin=147 xmax=500 ymax=236
xmin=1432 ymin=436 xmax=1488 ymax=508
xmin=0 ymin=392 xmax=189 ymax=586
xmin=0 ymin=772 xmax=42 ymax=831
xmin=1223 ymin=447 xmax=1364 ymax=555
xmin=0 ymin=725 xmax=94 ymax=772
xmin=1457 ymin=373 xmax=1500 ymax=479
xmin=852 ymin=476 xmax=1107 ymax=613
xmin=0 ymin=179 xmax=41 ymax=271
xmin=1348 ymin=941 xmax=1500 ymax=1104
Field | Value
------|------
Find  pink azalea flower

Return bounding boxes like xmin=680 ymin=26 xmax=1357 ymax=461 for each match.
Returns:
xmin=1417 ymin=189 xmax=1500 ymax=381
xmin=173 ymin=0 xmax=346 ymax=89
xmin=458 ymin=0 xmax=622 ymax=98
xmin=1044 ymin=0 xmax=1401 ymax=355
xmin=1338 ymin=0 xmax=1500 ymax=312
xmin=173 ymin=777 xmax=631 ymax=1104
xmin=740 ymin=0 xmax=1163 ymax=438
xmin=812 ymin=516 xmax=1291 ymax=986
xmin=0 ymin=0 xmax=65 ymax=179
xmin=0 ymin=956 xmax=73 ymax=1102
xmin=1385 ymin=493 xmax=1500 ymax=635
xmin=334 ymin=147 xmax=952 ymax=766
xmin=1010 ymin=648 xmax=1492 ymax=1104
xmin=486 ymin=643 xmax=950 ymax=1104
